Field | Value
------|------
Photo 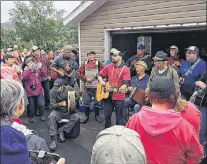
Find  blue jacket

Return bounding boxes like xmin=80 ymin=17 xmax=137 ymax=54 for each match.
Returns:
xmin=130 ymin=74 xmax=149 ymax=90
xmin=179 ymin=58 xmax=206 ymax=97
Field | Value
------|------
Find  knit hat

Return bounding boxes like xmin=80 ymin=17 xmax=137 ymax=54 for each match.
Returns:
xmin=153 ymin=51 xmax=168 ymax=61
xmin=25 ymin=57 xmax=34 ymax=64
xmin=149 ymin=77 xmax=176 ymax=98
xmin=91 ymin=125 xmax=147 ymax=164
xmin=1 ymin=126 xmax=30 ymax=164
xmin=135 ymin=61 xmax=148 ymax=70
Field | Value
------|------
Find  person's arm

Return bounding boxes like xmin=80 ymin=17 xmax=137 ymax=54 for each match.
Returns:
xmin=50 ymin=90 xmax=62 ymax=109
xmin=146 ymin=67 xmax=155 ymax=91
xmin=98 ymin=61 xmax=104 ymax=72
xmin=185 ymin=131 xmax=204 ymax=164
xmin=78 ymin=64 xmax=87 ymax=82
xmin=119 ymin=66 xmax=131 ymax=92
xmin=50 ymin=57 xmax=62 ymax=75
xmin=97 ymin=65 xmax=108 ymax=85
xmin=172 ymin=68 xmax=180 ymax=90
xmin=22 ymin=69 xmax=31 ymax=80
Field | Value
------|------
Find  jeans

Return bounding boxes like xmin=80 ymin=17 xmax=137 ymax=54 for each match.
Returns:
xmin=41 ymin=80 xmax=50 ymax=107
xmin=104 ymin=99 xmax=127 ymax=129
xmin=124 ymin=97 xmax=141 ymax=113
xmin=198 ymin=105 xmax=207 ymax=148
xmin=83 ymin=88 xmax=101 ymax=108
xmin=27 ymin=94 xmax=45 ymax=117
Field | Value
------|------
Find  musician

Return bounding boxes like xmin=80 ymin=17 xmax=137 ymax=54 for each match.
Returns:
xmin=48 ymin=79 xmax=80 ymax=151
xmin=98 ymin=48 xmax=131 ymax=129
xmin=50 ymin=45 xmax=79 ymax=87
xmin=78 ymin=51 xmax=104 ymax=124
xmin=126 ymin=44 xmax=153 ymax=77
xmin=167 ymin=45 xmax=184 ymax=71
xmin=179 ymin=46 xmax=206 ymax=100
xmin=124 ymin=61 xmax=149 ymax=114
xmin=195 ymin=71 xmax=207 ymax=153
xmin=146 ymin=51 xmax=180 ymax=92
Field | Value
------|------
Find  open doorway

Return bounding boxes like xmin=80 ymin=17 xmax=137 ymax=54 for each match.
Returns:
xmin=111 ymin=29 xmax=207 ymax=62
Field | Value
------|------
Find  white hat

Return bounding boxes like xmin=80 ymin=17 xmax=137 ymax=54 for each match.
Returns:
xmin=91 ymin=125 xmax=147 ymax=164
xmin=32 ymin=46 xmax=39 ymax=51
xmin=110 ymin=48 xmax=120 ymax=56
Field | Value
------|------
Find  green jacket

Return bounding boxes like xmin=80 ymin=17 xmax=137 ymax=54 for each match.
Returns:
xmin=147 ymin=65 xmax=180 ymax=90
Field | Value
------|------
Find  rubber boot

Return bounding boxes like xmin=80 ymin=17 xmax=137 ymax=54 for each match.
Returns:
xmin=49 ymin=136 xmax=57 ymax=151
xmin=57 ymin=127 xmax=65 ymax=143
xmin=95 ymin=107 xmax=102 ymax=123
xmin=81 ymin=107 xmax=90 ymax=124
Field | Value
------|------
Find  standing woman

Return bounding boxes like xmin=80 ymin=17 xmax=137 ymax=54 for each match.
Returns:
xmin=22 ymin=57 xmax=46 ymax=123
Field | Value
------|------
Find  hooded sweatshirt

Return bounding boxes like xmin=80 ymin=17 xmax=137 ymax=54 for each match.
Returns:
xmin=126 ymin=106 xmax=204 ymax=164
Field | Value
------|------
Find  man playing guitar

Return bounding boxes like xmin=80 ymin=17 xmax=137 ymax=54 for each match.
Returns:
xmin=98 ymin=48 xmax=131 ymax=129
xmin=50 ymin=45 xmax=79 ymax=87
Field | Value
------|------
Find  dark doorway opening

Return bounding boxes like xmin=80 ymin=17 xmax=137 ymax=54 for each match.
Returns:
xmin=111 ymin=29 xmax=207 ymax=62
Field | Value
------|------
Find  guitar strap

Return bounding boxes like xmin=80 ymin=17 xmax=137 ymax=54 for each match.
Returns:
xmin=184 ymin=58 xmax=201 ymax=78
xmin=112 ymin=65 xmax=125 ymax=87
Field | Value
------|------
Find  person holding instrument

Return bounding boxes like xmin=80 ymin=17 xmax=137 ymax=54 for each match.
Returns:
xmin=97 ymin=48 xmax=131 ymax=129
xmin=48 ymin=78 xmax=80 ymax=151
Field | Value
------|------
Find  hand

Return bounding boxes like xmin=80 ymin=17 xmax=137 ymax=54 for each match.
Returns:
xmin=128 ymin=87 xmax=133 ymax=92
xmin=100 ymin=80 xmax=106 ymax=86
xmin=174 ymin=61 xmax=181 ymax=66
xmin=59 ymin=101 xmax=67 ymax=107
xmin=58 ymin=71 xmax=65 ymax=77
xmin=195 ymin=81 xmax=206 ymax=89
xmin=56 ymin=158 xmax=65 ymax=164
xmin=119 ymin=85 xmax=127 ymax=93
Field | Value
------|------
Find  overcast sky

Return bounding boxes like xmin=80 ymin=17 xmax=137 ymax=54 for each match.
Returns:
xmin=1 ymin=1 xmax=81 ymax=23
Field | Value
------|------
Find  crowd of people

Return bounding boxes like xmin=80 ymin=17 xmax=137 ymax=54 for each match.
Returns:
xmin=0 ymin=43 xmax=206 ymax=164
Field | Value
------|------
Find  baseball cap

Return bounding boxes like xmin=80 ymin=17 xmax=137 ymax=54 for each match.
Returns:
xmin=87 ymin=51 xmax=96 ymax=55
xmin=32 ymin=46 xmax=39 ymax=51
xmin=149 ymin=77 xmax=176 ymax=98
xmin=91 ymin=125 xmax=147 ymax=164
xmin=135 ymin=61 xmax=148 ymax=70
xmin=25 ymin=57 xmax=34 ymax=64
xmin=53 ymin=78 xmax=66 ymax=86
xmin=170 ymin=45 xmax=178 ymax=50
xmin=7 ymin=48 xmax=13 ymax=52
xmin=186 ymin=46 xmax=199 ymax=54
xmin=137 ymin=44 xmax=145 ymax=50
xmin=110 ymin=48 xmax=122 ymax=56
xmin=153 ymin=51 xmax=168 ymax=61
xmin=13 ymin=45 xmax=18 ymax=50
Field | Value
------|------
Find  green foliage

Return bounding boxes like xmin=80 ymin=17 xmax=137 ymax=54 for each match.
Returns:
xmin=4 ymin=1 xmax=78 ymax=51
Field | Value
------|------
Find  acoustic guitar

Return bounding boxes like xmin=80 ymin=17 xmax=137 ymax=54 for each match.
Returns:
xmin=96 ymin=82 xmax=128 ymax=101
xmin=57 ymin=68 xmax=74 ymax=77
xmin=189 ymin=87 xmax=205 ymax=106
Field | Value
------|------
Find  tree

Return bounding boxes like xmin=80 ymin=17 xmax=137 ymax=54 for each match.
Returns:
xmin=9 ymin=1 xmax=78 ymax=50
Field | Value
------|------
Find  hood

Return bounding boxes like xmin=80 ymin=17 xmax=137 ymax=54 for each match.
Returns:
xmin=1 ymin=126 xmax=30 ymax=164
xmin=11 ymin=121 xmax=33 ymax=136
xmin=139 ymin=106 xmax=182 ymax=136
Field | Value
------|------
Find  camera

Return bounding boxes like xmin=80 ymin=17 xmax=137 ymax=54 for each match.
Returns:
xmin=30 ymin=83 xmax=36 ymax=90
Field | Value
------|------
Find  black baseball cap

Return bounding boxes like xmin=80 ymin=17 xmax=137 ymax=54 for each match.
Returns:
xmin=153 ymin=51 xmax=168 ymax=61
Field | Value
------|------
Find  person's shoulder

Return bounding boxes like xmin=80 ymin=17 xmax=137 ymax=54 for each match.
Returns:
xmin=145 ymin=74 xmax=150 ymax=79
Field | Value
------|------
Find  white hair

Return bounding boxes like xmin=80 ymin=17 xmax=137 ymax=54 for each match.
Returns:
xmin=1 ymin=79 xmax=24 ymax=117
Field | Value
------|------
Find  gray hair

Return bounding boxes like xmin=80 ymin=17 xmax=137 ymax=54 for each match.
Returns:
xmin=63 ymin=45 xmax=73 ymax=51
xmin=1 ymin=79 xmax=24 ymax=117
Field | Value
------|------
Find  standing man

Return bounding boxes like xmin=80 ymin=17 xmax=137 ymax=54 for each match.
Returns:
xmin=98 ymin=48 xmax=131 ymax=129
xmin=50 ymin=45 xmax=79 ymax=87
xmin=126 ymin=44 xmax=153 ymax=76
xmin=179 ymin=46 xmax=206 ymax=100
xmin=167 ymin=45 xmax=184 ymax=71
xmin=146 ymin=51 xmax=180 ymax=92
xmin=78 ymin=51 xmax=104 ymax=124
xmin=31 ymin=46 xmax=51 ymax=110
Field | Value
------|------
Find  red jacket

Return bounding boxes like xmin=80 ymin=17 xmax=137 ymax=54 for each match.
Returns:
xmin=181 ymin=102 xmax=201 ymax=135
xmin=126 ymin=106 xmax=203 ymax=164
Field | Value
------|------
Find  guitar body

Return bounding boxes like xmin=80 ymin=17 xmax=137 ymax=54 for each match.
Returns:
xmin=96 ymin=82 xmax=111 ymax=101
xmin=57 ymin=68 xmax=74 ymax=77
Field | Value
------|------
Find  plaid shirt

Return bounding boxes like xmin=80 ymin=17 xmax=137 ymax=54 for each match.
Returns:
xmin=78 ymin=60 xmax=104 ymax=82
